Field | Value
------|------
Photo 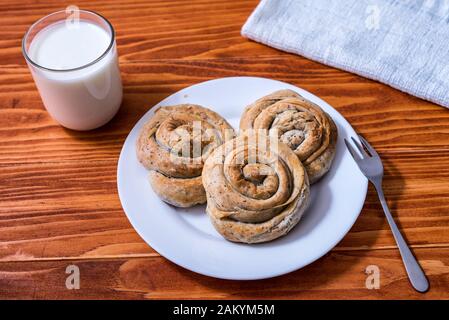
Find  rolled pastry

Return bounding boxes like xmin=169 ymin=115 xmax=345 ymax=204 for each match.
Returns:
xmin=240 ymin=90 xmax=338 ymax=183
xmin=137 ymin=104 xmax=234 ymax=207
xmin=202 ymin=132 xmax=310 ymax=243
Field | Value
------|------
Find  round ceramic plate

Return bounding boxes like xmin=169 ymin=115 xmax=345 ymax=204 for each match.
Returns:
xmin=117 ymin=77 xmax=368 ymax=280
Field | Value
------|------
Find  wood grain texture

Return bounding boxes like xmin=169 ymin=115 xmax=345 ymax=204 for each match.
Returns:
xmin=0 ymin=0 xmax=274 ymax=66
xmin=0 ymin=0 xmax=449 ymax=299
xmin=1 ymin=248 xmax=448 ymax=300
xmin=1 ymin=150 xmax=449 ymax=261
xmin=2 ymin=60 xmax=449 ymax=161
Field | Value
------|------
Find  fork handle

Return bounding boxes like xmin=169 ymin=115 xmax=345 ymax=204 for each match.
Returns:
xmin=373 ymin=182 xmax=429 ymax=293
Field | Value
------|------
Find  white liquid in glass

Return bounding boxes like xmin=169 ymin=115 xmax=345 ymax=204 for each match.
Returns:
xmin=27 ymin=20 xmax=122 ymax=130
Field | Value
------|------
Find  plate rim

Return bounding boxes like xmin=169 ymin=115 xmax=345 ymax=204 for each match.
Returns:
xmin=117 ymin=76 xmax=368 ymax=280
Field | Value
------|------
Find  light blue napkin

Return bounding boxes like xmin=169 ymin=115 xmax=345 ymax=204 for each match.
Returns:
xmin=242 ymin=0 xmax=449 ymax=108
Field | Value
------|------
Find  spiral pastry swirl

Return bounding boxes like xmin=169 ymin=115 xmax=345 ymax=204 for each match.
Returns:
xmin=240 ymin=90 xmax=338 ymax=183
xmin=137 ymin=104 xmax=234 ymax=207
xmin=202 ymin=132 xmax=310 ymax=243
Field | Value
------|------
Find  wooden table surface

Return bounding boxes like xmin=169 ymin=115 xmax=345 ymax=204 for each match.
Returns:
xmin=1 ymin=0 xmax=449 ymax=300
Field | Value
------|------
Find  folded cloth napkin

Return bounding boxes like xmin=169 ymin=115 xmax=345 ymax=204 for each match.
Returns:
xmin=242 ymin=0 xmax=449 ymax=109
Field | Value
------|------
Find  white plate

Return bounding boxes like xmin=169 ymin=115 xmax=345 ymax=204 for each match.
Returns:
xmin=117 ymin=77 xmax=368 ymax=280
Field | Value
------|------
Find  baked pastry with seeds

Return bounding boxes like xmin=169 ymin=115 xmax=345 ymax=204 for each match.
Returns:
xmin=240 ymin=90 xmax=338 ymax=183
xmin=137 ymin=104 xmax=234 ymax=207
xmin=202 ymin=132 xmax=310 ymax=243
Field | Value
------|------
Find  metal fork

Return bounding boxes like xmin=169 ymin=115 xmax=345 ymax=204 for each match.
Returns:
xmin=345 ymin=135 xmax=429 ymax=293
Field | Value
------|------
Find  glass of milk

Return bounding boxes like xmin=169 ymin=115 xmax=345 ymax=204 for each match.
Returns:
xmin=22 ymin=10 xmax=123 ymax=131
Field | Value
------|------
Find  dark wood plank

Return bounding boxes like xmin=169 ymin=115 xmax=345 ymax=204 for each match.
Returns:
xmin=0 ymin=248 xmax=447 ymax=299
xmin=1 ymin=0 xmax=448 ymax=299
xmin=0 ymin=0 xmax=274 ymax=66
xmin=1 ymin=59 xmax=449 ymax=167
xmin=1 ymin=150 xmax=449 ymax=260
